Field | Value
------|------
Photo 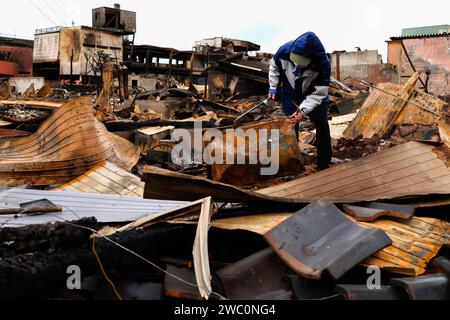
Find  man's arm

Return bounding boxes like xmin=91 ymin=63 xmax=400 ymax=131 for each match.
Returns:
xmin=299 ymin=64 xmax=331 ymax=116
xmin=268 ymin=57 xmax=280 ymax=98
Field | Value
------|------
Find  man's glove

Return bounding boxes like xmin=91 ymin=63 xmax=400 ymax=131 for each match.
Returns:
xmin=268 ymin=88 xmax=278 ymax=100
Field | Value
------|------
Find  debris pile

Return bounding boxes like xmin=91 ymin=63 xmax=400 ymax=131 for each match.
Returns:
xmin=0 ymin=52 xmax=449 ymax=301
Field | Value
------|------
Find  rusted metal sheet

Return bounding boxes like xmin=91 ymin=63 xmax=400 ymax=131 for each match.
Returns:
xmin=264 ymin=202 xmax=392 ymax=280
xmin=390 ymin=274 xmax=450 ymax=300
xmin=342 ymin=202 xmax=414 ymax=222
xmin=360 ymin=217 xmax=450 ymax=276
xmin=211 ymin=119 xmax=304 ymax=186
xmin=142 ymin=165 xmax=299 ymax=204
xmin=0 ymin=128 xmax=31 ymax=139
xmin=164 ymin=265 xmax=203 ymax=300
xmin=54 ymin=161 xmax=144 ymax=197
xmin=335 ymin=285 xmax=408 ymax=300
xmin=216 ymin=248 xmax=295 ymax=300
xmin=0 ymin=97 xmax=139 ymax=186
xmin=343 ymin=73 xmax=419 ymax=139
xmin=258 ymin=141 xmax=450 ymax=203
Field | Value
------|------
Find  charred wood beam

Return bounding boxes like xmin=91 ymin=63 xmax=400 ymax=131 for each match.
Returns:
xmin=0 ymin=223 xmax=196 ymax=299
xmin=105 ymin=119 xmax=216 ymax=132
xmin=0 ymin=218 xmax=97 ymax=258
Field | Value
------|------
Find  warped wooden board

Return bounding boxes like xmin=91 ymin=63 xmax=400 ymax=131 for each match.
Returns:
xmin=210 ymin=213 xmax=450 ymax=276
xmin=0 ymin=97 xmax=139 ymax=186
xmin=258 ymin=141 xmax=450 ymax=203
xmin=54 ymin=161 xmax=144 ymax=197
xmin=396 ymin=91 xmax=448 ymax=126
xmin=343 ymin=73 xmax=420 ymax=139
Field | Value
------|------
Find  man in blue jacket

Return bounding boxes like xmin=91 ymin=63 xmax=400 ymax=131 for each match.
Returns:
xmin=268 ymin=32 xmax=332 ymax=171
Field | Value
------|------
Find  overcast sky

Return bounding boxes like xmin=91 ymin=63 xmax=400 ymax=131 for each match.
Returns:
xmin=1 ymin=0 xmax=448 ymax=61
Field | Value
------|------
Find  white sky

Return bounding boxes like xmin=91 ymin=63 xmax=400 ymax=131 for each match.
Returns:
xmin=1 ymin=0 xmax=449 ymax=61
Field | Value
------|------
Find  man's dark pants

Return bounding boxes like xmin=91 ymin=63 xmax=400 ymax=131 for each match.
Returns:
xmin=287 ymin=104 xmax=332 ymax=171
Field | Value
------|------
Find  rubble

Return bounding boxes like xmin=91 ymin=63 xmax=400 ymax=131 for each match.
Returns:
xmin=0 ymin=9 xmax=449 ymax=302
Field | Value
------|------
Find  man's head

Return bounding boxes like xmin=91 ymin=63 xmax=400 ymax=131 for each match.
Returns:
xmin=290 ymin=52 xmax=311 ymax=67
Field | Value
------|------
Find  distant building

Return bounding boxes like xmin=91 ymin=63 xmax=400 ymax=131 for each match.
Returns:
xmin=92 ymin=3 xmax=136 ymax=34
xmin=330 ymin=50 xmax=397 ymax=89
xmin=387 ymin=24 xmax=450 ymax=97
xmin=193 ymin=37 xmax=260 ymax=55
xmin=33 ymin=26 xmax=124 ymax=81
xmin=0 ymin=36 xmax=33 ymax=77
xmin=124 ymin=44 xmax=207 ymax=86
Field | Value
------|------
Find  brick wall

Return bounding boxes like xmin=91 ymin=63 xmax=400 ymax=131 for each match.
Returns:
xmin=388 ymin=36 xmax=450 ymax=96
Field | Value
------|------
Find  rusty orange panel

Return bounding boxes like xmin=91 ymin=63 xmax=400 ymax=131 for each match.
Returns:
xmin=211 ymin=119 xmax=304 ymax=186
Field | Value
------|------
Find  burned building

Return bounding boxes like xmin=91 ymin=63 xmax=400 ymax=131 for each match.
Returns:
xmin=124 ymin=45 xmax=207 ymax=90
xmin=387 ymin=25 xmax=450 ymax=98
xmin=0 ymin=36 xmax=33 ymax=77
xmin=33 ymin=26 xmax=125 ymax=83
xmin=193 ymin=37 xmax=269 ymax=100
xmin=92 ymin=4 xmax=136 ymax=34
xmin=330 ymin=50 xmax=397 ymax=90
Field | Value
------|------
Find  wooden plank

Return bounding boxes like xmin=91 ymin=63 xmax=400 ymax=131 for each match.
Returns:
xmin=343 ymin=73 xmax=420 ymax=139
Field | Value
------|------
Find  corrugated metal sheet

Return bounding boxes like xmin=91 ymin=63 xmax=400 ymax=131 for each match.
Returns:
xmin=0 ymin=97 xmax=139 ymax=186
xmin=0 ymin=188 xmax=188 ymax=227
xmin=54 ymin=161 xmax=144 ymax=197
xmin=258 ymin=141 xmax=450 ymax=203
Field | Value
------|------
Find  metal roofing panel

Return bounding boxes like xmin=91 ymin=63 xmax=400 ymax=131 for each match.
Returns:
xmin=258 ymin=141 xmax=450 ymax=203
xmin=0 ymin=97 xmax=140 ymax=186
xmin=264 ymin=202 xmax=392 ymax=280
xmin=54 ymin=161 xmax=144 ymax=197
xmin=0 ymin=188 xmax=188 ymax=227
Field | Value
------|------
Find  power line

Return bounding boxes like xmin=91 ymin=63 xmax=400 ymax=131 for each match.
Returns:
xmin=53 ymin=0 xmax=71 ymax=21
xmin=29 ymin=0 xmax=58 ymax=27
xmin=42 ymin=0 xmax=68 ymax=25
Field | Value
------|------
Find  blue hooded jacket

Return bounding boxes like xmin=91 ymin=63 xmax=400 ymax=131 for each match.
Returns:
xmin=269 ymin=32 xmax=331 ymax=117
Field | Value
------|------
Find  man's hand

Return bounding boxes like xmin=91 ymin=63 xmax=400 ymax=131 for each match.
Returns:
xmin=268 ymin=92 xmax=277 ymax=100
xmin=290 ymin=110 xmax=306 ymax=123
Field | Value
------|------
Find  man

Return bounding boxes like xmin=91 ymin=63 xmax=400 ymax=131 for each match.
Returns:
xmin=268 ymin=32 xmax=332 ymax=171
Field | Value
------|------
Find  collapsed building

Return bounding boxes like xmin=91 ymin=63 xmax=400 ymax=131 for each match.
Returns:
xmin=387 ymin=25 xmax=450 ymax=98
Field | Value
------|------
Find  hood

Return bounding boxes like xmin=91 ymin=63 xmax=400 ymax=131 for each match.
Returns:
xmin=289 ymin=32 xmax=328 ymax=64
